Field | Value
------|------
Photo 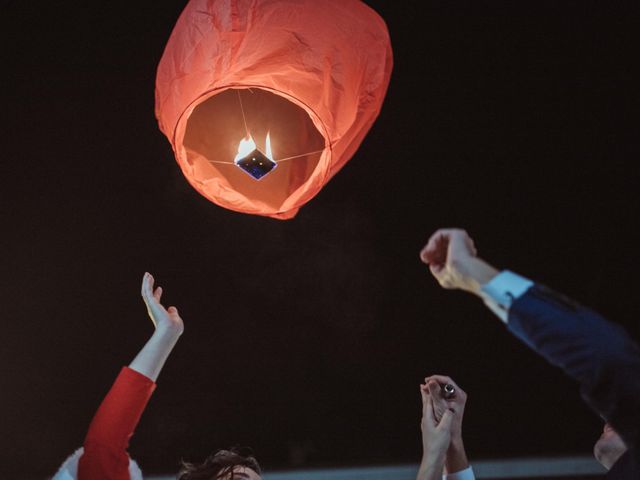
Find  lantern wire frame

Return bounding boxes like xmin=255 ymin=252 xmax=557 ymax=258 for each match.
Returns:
xmin=206 ymin=90 xmax=325 ymax=166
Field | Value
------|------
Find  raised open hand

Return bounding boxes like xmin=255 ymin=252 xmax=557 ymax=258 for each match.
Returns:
xmin=141 ymin=272 xmax=184 ymax=336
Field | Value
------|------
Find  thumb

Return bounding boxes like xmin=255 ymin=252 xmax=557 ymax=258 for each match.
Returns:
xmin=167 ymin=306 xmax=178 ymax=315
xmin=437 ymin=409 xmax=455 ymax=431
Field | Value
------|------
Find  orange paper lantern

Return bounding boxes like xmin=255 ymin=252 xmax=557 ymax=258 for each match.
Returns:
xmin=155 ymin=0 xmax=393 ymax=219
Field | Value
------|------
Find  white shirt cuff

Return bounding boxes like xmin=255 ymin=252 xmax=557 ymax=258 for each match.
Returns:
xmin=480 ymin=270 xmax=534 ymax=323
xmin=443 ymin=466 xmax=475 ymax=480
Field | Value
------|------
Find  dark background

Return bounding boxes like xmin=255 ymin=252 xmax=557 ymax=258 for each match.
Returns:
xmin=2 ymin=1 xmax=639 ymax=477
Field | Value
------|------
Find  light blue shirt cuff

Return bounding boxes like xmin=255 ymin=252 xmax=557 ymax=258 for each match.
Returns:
xmin=480 ymin=270 xmax=534 ymax=323
xmin=443 ymin=466 xmax=475 ymax=480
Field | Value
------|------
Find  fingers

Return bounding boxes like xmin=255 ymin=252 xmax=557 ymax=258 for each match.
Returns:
xmin=141 ymin=272 xmax=165 ymax=308
xmin=432 ymin=392 xmax=449 ymax=412
xmin=426 ymin=379 xmax=440 ymax=396
xmin=421 ymin=378 xmax=444 ymax=400
xmin=154 ymin=286 xmax=163 ymax=302
xmin=140 ymin=272 xmax=168 ymax=314
xmin=424 ymin=387 xmax=436 ymax=425
xmin=437 ymin=408 xmax=455 ymax=432
xmin=421 ymin=381 xmax=439 ymax=422
xmin=420 ymin=383 xmax=428 ymax=405
xmin=141 ymin=272 xmax=154 ymax=302
xmin=141 ymin=272 xmax=147 ymax=297
xmin=419 ymin=228 xmax=476 ymax=266
xmin=424 ymin=375 xmax=467 ymax=402
xmin=420 ymin=231 xmax=448 ymax=266
xmin=425 ymin=375 xmax=459 ymax=390
xmin=428 ymin=380 xmax=449 ymax=421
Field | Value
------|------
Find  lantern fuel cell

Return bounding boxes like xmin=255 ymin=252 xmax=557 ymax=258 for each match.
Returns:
xmin=235 ymin=149 xmax=277 ymax=180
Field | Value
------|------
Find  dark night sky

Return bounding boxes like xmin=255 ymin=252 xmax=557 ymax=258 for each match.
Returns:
xmin=2 ymin=1 xmax=639 ymax=477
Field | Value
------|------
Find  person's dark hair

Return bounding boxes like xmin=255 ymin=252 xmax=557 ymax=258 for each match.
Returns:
xmin=178 ymin=447 xmax=262 ymax=480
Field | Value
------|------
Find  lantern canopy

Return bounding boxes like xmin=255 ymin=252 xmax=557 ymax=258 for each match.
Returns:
xmin=155 ymin=0 xmax=393 ymax=219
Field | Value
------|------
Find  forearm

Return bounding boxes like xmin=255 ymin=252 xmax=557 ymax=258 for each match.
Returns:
xmin=129 ymin=327 xmax=181 ymax=382
xmin=83 ymin=319 xmax=180 ymax=448
xmin=445 ymin=438 xmax=469 ymax=474
xmin=418 ymin=452 xmax=447 ymax=480
xmin=79 ymin=367 xmax=156 ymax=478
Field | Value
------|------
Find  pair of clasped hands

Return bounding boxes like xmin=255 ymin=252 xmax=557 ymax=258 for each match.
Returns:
xmin=139 ymin=229 xmax=477 ymax=477
xmin=419 ymin=374 xmax=468 ymax=476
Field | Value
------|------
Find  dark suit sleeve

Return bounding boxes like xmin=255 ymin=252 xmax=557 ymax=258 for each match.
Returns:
xmin=507 ymin=285 xmax=640 ymax=451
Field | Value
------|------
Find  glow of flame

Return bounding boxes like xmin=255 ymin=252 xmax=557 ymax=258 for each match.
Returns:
xmin=234 ymin=135 xmax=257 ymax=164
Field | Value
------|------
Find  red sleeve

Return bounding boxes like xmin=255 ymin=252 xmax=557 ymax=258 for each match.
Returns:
xmin=78 ymin=367 xmax=156 ymax=480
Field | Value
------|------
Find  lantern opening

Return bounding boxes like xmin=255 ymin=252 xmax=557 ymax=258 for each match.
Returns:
xmin=183 ymin=88 xmax=325 ymax=212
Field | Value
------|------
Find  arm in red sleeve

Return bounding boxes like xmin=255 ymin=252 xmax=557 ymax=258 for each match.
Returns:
xmin=78 ymin=366 xmax=156 ymax=480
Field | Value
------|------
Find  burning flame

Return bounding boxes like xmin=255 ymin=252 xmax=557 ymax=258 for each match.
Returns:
xmin=234 ymin=135 xmax=257 ymax=163
xmin=234 ymin=133 xmax=274 ymax=163
xmin=265 ymin=132 xmax=273 ymax=159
